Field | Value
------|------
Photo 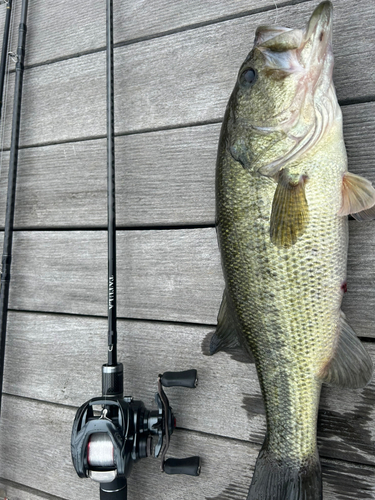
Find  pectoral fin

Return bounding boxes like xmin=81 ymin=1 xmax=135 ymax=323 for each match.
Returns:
xmin=339 ymin=172 xmax=375 ymax=220
xmin=319 ymin=312 xmax=373 ymax=388
xmin=209 ymin=290 xmax=241 ymax=355
xmin=270 ymin=169 xmax=309 ymax=248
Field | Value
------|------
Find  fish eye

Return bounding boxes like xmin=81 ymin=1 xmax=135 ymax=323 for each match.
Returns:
xmin=239 ymin=68 xmax=257 ymax=87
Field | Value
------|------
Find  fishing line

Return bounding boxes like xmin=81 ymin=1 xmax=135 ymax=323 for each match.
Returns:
xmin=273 ymin=0 xmax=279 ymax=25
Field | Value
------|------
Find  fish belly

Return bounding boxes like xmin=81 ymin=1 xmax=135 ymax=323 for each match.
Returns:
xmin=216 ymin=150 xmax=348 ymax=461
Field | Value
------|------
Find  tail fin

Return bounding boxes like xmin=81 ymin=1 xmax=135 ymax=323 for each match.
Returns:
xmin=247 ymin=442 xmax=322 ymax=500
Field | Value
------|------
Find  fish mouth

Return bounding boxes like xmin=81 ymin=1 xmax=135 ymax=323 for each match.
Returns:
xmin=253 ymin=1 xmax=333 ymax=70
xmin=305 ymin=1 xmax=333 ymax=42
xmin=302 ymin=1 xmax=333 ymax=65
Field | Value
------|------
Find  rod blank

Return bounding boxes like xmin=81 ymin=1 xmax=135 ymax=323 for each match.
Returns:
xmin=0 ymin=0 xmax=13 ymax=121
xmin=106 ymin=0 xmax=117 ymax=367
xmin=0 ymin=0 xmax=29 ymax=415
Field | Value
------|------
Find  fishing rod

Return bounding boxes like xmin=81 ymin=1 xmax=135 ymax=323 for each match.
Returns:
xmin=71 ymin=2 xmax=200 ymax=498
xmin=0 ymin=0 xmax=28 ymax=415
xmin=0 ymin=0 xmax=13 ymax=121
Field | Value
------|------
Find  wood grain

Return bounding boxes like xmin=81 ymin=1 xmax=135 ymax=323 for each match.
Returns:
xmin=0 ymin=480 xmax=64 ymax=500
xmin=7 ymin=229 xmax=224 ymax=323
xmin=2 ymin=311 xmax=375 ymax=467
xmin=0 ymin=102 xmax=373 ymax=229
xmin=0 ymin=0 xmax=372 ymax=73
xmin=0 ymin=395 xmax=374 ymax=500
xmin=4 ymin=227 xmax=375 ymax=337
xmin=343 ymin=221 xmax=375 ymax=338
xmin=0 ymin=125 xmax=219 ymax=228
xmin=0 ymin=0 xmax=105 ymax=66
xmin=0 ymin=0 xmax=305 ymax=68
xmin=0 ymin=2 xmax=374 ymax=147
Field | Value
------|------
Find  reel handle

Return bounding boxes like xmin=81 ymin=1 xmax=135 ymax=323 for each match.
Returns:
xmin=164 ymin=456 xmax=201 ymax=476
xmin=160 ymin=369 xmax=198 ymax=388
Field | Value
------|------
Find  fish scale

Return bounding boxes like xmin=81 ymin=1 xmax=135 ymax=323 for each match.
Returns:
xmin=213 ymin=3 xmax=373 ymax=498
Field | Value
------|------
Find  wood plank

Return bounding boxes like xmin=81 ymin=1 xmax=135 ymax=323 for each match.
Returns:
xmin=0 ymin=480 xmax=64 ymax=500
xmin=0 ymin=0 xmax=105 ymax=67
xmin=8 ymin=229 xmax=224 ymax=323
xmin=110 ymin=1 xmax=375 ymax=134
xmin=3 ymin=311 xmax=375 ymax=467
xmin=0 ymin=0 xmax=304 ymax=68
xmin=0 ymin=395 xmax=374 ymax=499
xmin=6 ymin=227 xmax=375 ymax=337
xmin=1 ymin=52 xmax=106 ymax=148
xmin=0 ymin=0 xmax=370 ymax=71
xmin=0 ymin=1 xmax=374 ymax=148
xmin=343 ymin=221 xmax=375 ymax=338
xmin=0 ymin=102 xmax=374 ymax=229
xmin=343 ymin=100 xmax=375 ymax=332
xmin=0 ymin=124 xmax=218 ymax=228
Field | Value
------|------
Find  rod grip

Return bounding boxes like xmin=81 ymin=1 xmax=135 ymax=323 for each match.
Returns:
xmin=160 ymin=369 xmax=198 ymax=388
xmin=100 ymin=478 xmax=127 ymax=499
xmin=164 ymin=456 xmax=201 ymax=476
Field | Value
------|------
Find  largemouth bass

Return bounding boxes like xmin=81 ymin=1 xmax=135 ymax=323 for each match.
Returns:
xmin=213 ymin=2 xmax=374 ymax=499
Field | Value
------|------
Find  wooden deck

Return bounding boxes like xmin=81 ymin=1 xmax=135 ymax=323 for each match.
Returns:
xmin=0 ymin=0 xmax=374 ymax=498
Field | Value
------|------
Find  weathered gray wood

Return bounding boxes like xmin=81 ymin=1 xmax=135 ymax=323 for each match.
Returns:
xmin=3 ymin=311 xmax=375 ymax=467
xmin=0 ymin=0 xmax=372 ymax=73
xmin=0 ymin=0 xmax=105 ymax=67
xmin=0 ymin=0 xmax=301 ymax=68
xmin=343 ymin=221 xmax=375 ymax=337
xmin=0 ymin=1 xmax=374 ymax=148
xmin=5 ymin=228 xmax=375 ymax=337
xmin=343 ymin=102 xmax=375 ymax=184
xmin=0 ymin=125 xmax=218 ymax=228
xmin=1 ymin=52 xmax=106 ymax=148
xmin=0 ymin=102 xmax=374 ymax=229
xmin=8 ymin=229 xmax=224 ymax=323
xmin=0 ymin=143 xmax=108 ymax=229
xmin=0 ymin=480 xmax=64 ymax=500
xmin=0 ymin=395 xmax=374 ymax=500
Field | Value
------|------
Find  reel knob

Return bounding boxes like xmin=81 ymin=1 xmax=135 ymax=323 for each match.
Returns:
xmin=164 ymin=456 xmax=201 ymax=476
xmin=160 ymin=369 xmax=198 ymax=388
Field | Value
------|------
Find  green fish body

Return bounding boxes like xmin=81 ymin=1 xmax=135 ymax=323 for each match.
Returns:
xmin=214 ymin=2 xmax=374 ymax=499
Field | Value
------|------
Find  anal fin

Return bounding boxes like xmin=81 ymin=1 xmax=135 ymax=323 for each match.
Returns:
xmin=319 ymin=312 xmax=373 ymax=388
xmin=209 ymin=290 xmax=241 ymax=355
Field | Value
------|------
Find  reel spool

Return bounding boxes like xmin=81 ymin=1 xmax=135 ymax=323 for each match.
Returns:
xmin=71 ymin=367 xmax=201 ymax=499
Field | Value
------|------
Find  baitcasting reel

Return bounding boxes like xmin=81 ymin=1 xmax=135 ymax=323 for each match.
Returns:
xmin=71 ymin=364 xmax=201 ymax=499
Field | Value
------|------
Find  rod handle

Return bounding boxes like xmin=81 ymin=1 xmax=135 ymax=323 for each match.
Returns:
xmin=100 ymin=478 xmax=127 ymax=499
xmin=164 ymin=456 xmax=201 ymax=476
xmin=160 ymin=369 xmax=198 ymax=388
